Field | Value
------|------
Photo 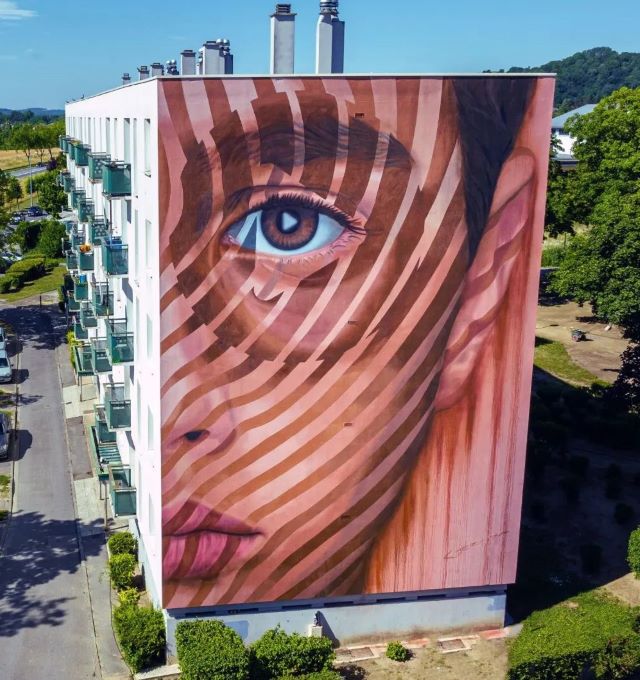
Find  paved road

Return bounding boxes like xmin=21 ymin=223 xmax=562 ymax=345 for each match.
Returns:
xmin=8 ymin=165 xmax=48 ymax=180
xmin=0 ymin=306 xmax=100 ymax=680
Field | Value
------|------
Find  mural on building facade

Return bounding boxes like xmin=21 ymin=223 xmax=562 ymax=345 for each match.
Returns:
xmin=158 ymin=76 xmax=554 ymax=609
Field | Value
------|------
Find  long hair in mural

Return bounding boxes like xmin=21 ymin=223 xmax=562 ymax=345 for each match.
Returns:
xmin=158 ymin=76 xmax=554 ymax=609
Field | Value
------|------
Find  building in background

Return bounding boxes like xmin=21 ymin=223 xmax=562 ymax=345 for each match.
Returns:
xmin=58 ymin=0 xmax=554 ymax=656
xmin=551 ymin=104 xmax=596 ymax=169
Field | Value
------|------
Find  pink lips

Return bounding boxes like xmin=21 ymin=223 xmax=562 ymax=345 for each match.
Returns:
xmin=163 ymin=501 xmax=263 ymax=580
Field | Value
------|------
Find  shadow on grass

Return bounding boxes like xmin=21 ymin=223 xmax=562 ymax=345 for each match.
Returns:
xmin=508 ymin=367 xmax=640 ymax=622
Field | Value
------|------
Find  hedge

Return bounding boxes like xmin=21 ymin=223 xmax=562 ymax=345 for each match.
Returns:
xmin=113 ymin=603 xmax=165 ymax=672
xmin=507 ymin=591 xmax=640 ymax=680
xmin=108 ymin=531 xmax=137 ymax=557
xmin=108 ymin=553 xmax=136 ymax=591
xmin=628 ymin=527 xmax=640 ymax=577
xmin=176 ymin=619 xmax=250 ymax=680
xmin=6 ymin=257 xmax=45 ymax=282
xmin=279 ymin=672 xmax=342 ymax=680
xmin=250 ymin=626 xmax=335 ymax=679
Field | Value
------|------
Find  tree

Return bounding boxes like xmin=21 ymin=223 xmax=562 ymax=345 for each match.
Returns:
xmin=544 ymin=134 xmax=575 ymax=237
xmin=7 ymin=176 xmax=22 ymax=208
xmin=36 ymin=219 xmax=66 ymax=257
xmin=550 ymin=87 xmax=640 ymax=410
xmin=36 ymin=171 xmax=66 ymax=216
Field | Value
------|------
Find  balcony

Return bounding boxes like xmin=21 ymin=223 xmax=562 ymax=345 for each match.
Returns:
xmin=103 ymin=383 xmax=131 ymax=429
xmin=72 ymin=142 xmax=90 ymax=166
xmin=58 ymin=171 xmax=70 ymax=188
xmin=89 ymin=409 xmax=120 ymax=481
xmin=79 ymin=302 xmax=97 ymax=329
xmin=71 ymin=189 xmax=86 ymax=210
xmin=65 ymin=251 xmax=78 ymax=271
xmin=59 ymin=135 xmax=70 ymax=152
xmin=88 ymin=152 xmax=110 ymax=182
xmin=73 ymin=343 xmax=94 ymax=377
xmin=67 ymin=291 xmax=81 ymax=312
xmin=102 ymin=162 xmax=131 ymax=198
xmin=78 ymin=199 xmax=94 ymax=223
xmin=90 ymin=338 xmax=112 ymax=373
xmin=92 ymin=283 xmax=113 ymax=317
xmin=101 ymin=238 xmax=128 ymax=276
xmin=108 ymin=465 xmax=136 ymax=516
xmin=88 ymin=217 xmax=109 ymax=246
xmin=70 ymin=229 xmax=86 ymax=248
xmin=73 ymin=276 xmax=89 ymax=300
xmin=106 ymin=319 xmax=134 ymax=364
xmin=62 ymin=174 xmax=75 ymax=193
xmin=72 ymin=316 xmax=88 ymax=341
xmin=77 ymin=247 xmax=94 ymax=273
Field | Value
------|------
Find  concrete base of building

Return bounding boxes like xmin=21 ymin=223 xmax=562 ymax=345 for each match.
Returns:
xmin=164 ymin=586 xmax=507 ymax=655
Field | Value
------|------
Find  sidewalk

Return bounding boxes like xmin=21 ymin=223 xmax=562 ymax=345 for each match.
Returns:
xmin=54 ymin=304 xmax=131 ymax=680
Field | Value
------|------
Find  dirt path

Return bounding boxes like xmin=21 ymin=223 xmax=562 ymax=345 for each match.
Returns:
xmin=536 ymin=301 xmax=628 ymax=381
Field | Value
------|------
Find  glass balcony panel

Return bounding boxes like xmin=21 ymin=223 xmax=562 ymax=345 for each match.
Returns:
xmin=73 ymin=276 xmax=89 ymax=300
xmin=72 ymin=317 xmax=88 ymax=340
xmin=71 ymin=189 xmax=86 ymax=210
xmin=78 ymin=199 xmax=94 ymax=223
xmin=94 ymin=405 xmax=117 ymax=443
xmin=65 ymin=252 xmax=78 ymax=271
xmin=108 ymin=465 xmax=136 ymax=516
xmin=101 ymin=239 xmax=128 ymax=276
xmin=77 ymin=248 xmax=94 ymax=272
xmin=88 ymin=217 xmax=109 ymax=245
xmin=58 ymin=135 xmax=69 ymax=151
xmin=71 ymin=229 xmax=86 ymax=248
xmin=67 ymin=291 xmax=81 ymax=312
xmin=104 ymin=383 xmax=131 ymax=429
xmin=62 ymin=174 xmax=75 ymax=193
xmin=79 ymin=302 xmax=97 ymax=329
xmin=102 ymin=162 xmax=131 ymax=197
xmin=73 ymin=143 xmax=90 ymax=166
xmin=92 ymin=283 xmax=113 ymax=317
xmin=90 ymin=338 xmax=112 ymax=373
xmin=73 ymin=343 xmax=94 ymax=376
xmin=58 ymin=171 xmax=70 ymax=188
xmin=88 ymin=153 xmax=110 ymax=182
xmin=106 ymin=319 xmax=134 ymax=364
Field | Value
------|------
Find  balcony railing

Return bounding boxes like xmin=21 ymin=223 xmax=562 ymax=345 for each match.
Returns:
xmin=70 ymin=229 xmax=86 ymax=248
xmin=58 ymin=171 xmax=70 ymax=188
xmin=71 ymin=189 xmax=86 ymax=211
xmin=62 ymin=174 xmax=75 ymax=193
xmin=73 ymin=276 xmax=89 ymax=300
xmin=78 ymin=199 xmax=94 ymax=223
xmin=103 ymin=383 xmax=131 ymax=429
xmin=88 ymin=152 xmax=111 ymax=182
xmin=59 ymin=135 xmax=71 ymax=152
xmin=92 ymin=283 xmax=113 ymax=317
xmin=72 ymin=316 xmax=88 ymax=341
xmin=79 ymin=302 xmax=97 ymax=329
xmin=65 ymin=251 xmax=78 ymax=271
xmin=72 ymin=142 xmax=90 ymax=166
xmin=88 ymin=217 xmax=109 ymax=246
xmin=108 ymin=465 xmax=136 ymax=516
xmin=67 ymin=291 xmax=81 ymax=312
xmin=102 ymin=162 xmax=131 ymax=198
xmin=94 ymin=405 xmax=117 ymax=443
xmin=90 ymin=337 xmax=112 ymax=373
xmin=101 ymin=238 xmax=128 ymax=276
xmin=105 ymin=319 xmax=134 ymax=364
xmin=77 ymin=248 xmax=94 ymax=273
xmin=73 ymin=343 xmax=94 ymax=376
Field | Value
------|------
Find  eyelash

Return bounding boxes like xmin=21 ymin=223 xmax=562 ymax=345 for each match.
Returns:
xmin=248 ymin=193 xmax=366 ymax=235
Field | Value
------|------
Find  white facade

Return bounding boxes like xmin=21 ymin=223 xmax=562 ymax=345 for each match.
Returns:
xmin=65 ymin=81 xmax=163 ymax=605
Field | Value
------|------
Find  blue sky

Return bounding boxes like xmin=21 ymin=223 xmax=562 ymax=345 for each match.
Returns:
xmin=1 ymin=0 xmax=639 ymax=109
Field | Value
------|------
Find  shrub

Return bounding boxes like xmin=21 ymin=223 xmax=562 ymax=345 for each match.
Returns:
xmin=0 ymin=276 xmax=11 ymax=294
xmin=7 ymin=257 xmax=45 ymax=282
xmin=250 ymin=626 xmax=335 ymax=679
xmin=386 ymin=641 xmax=411 ymax=662
xmin=279 ymin=672 xmax=342 ymax=680
xmin=507 ymin=591 xmax=640 ymax=680
xmin=109 ymin=553 xmax=136 ymax=591
xmin=541 ymin=245 xmax=567 ymax=268
xmin=108 ymin=531 xmax=137 ymax=556
xmin=176 ymin=619 xmax=250 ymax=680
xmin=113 ymin=603 xmax=165 ymax=672
xmin=118 ymin=588 xmax=141 ymax=607
xmin=580 ymin=544 xmax=603 ymax=575
xmin=614 ymin=503 xmax=634 ymax=525
xmin=593 ymin=634 xmax=640 ymax=680
xmin=628 ymin=527 xmax=640 ymax=577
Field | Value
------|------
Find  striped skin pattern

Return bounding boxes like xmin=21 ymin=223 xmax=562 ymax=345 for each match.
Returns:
xmin=157 ymin=76 xmax=554 ymax=609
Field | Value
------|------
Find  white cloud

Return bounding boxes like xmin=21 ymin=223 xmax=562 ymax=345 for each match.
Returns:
xmin=0 ymin=1 xmax=37 ymax=21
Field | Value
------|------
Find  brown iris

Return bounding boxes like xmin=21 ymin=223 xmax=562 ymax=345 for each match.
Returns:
xmin=261 ymin=207 xmax=319 ymax=251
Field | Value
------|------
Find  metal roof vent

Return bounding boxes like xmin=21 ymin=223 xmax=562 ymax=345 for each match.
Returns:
xmin=122 ymin=73 xmax=131 ymax=86
xmin=137 ymin=65 xmax=149 ymax=80
xmin=320 ymin=0 xmax=339 ymax=15
xmin=275 ymin=3 xmax=292 ymax=13
xmin=151 ymin=62 xmax=164 ymax=77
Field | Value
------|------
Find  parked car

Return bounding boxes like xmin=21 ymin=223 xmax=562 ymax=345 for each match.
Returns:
xmin=0 ymin=349 xmax=11 ymax=383
xmin=25 ymin=205 xmax=45 ymax=217
xmin=0 ymin=327 xmax=7 ymax=352
xmin=0 ymin=411 xmax=11 ymax=459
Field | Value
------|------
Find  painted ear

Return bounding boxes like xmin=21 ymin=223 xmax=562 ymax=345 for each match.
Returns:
xmin=435 ymin=151 xmax=536 ymax=411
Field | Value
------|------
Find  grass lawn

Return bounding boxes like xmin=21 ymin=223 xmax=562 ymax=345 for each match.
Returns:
xmin=0 ymin=149 xmax=56 ymax=172
xmin=534 ymin=336 xmax=609 ymax=387
xmin=0 ymin=264 xmax=65 ymax=302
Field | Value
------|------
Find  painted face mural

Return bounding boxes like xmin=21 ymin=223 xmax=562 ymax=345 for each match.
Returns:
xmin=158 ymin=76 xmax=554 ymax=609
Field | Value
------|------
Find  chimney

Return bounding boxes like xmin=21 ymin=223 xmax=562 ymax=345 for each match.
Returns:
xmin=270 ymin=4 xmax=296 ymax=74
xmin=201 ymin=40 xmax=222 ymax=74
xmin=181 ymin=49 xmax=196 ymax=75
xmin=166 ymin=59 xmax=179 ymax=76
xmin=316 ymin=0 xmax=344 ymax=74
xmin=221 ymin=39 xmax=234 ymax=74
xmin=137 ymin=65 xmax=150 ymax=81
xmin=151 ymin=62 xmax=164 ymax=77
xmin=122 ymin=73 xmax=131 ymax=86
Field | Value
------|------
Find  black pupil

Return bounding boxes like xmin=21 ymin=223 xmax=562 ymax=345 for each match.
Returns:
xmin=276 ymin=210 xmax=301 ymax=234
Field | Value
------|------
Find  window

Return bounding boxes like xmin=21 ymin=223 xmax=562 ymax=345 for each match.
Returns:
xmin=143 ymin=118 xmax=151 ymax=175
xmin=144 ymin=219 xmax=152 ymax=270
xmin=105 ymin=118 xmax=111 ymax=154
xmin=132 ymin=118 xmax=138 ymax=191
xmin=146 ymin=314 xmax=153 ymax=359
xmin=147 ymin=405 xmax=155 ymax=451
xmin=124 ymin=118 xmax=131 ymax=163
xmin=136 ymin=379 xmax=142 ymax=448
xmin=133 ymin=209 xmax=140 ymax=277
